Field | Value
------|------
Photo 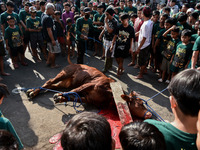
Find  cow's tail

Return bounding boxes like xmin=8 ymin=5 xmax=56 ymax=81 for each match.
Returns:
xmin=67 ymin=53 xmax=73 ymax=65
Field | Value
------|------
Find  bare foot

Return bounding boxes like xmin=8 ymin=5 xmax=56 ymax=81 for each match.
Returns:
xmin=1 ymin=73 xmax=11 ymax=76
xmin=37 ymin=59 xmax=42 ymax=62
xmin=134 ymin=75 xmax=143 ymax=79
xmin=93 ymin=52 xmax=97 ymax=56
xmin=51 ymin=65 xmax=60 ymax=69
xmin=128 ymin=62 xmax=135 ymax=67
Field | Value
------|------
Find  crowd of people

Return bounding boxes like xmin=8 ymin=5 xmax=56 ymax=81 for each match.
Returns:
xmin=0 ymin=0 xmax=200 ymax=149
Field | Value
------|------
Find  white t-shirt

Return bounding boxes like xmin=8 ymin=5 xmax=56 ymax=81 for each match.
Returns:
xmin=138 ymin=19 xmax=153 ymax=50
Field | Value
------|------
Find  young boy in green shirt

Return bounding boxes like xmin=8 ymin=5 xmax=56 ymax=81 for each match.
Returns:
xmin=170 ymin=29 xmax=193 ymax=78
xmin=26 ymin=6 xmax=46 ymax=62
xmin=4 ymin=16 xmax=27 ymax=69
xmin=159 ymin=26 xmax=180 ymax=83
xmin=145 ymin=69 xmax=200 ymax=150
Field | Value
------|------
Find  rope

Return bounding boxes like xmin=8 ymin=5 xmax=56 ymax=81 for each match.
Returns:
xmin=24 ymin=87 xmax=83 ymax=113
xmin=137 ymin=87 xmax=168 ymax=122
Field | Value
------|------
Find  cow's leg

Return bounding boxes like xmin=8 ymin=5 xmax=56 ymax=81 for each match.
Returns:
xmin=53 ymin=82 xmax=95 ymax=104
xmin=27 ymin=71 xmax=72 ymax=98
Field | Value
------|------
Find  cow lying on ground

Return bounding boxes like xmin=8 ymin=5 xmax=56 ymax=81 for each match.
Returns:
xmin=26 ymin=64 xmax=152 ymax=119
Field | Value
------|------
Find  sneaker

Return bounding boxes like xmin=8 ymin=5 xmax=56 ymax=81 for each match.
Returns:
xmin=158 ymin=78 xmax=163 ymax=83
xmin=165 ymin=80 xmax=170 ymax=84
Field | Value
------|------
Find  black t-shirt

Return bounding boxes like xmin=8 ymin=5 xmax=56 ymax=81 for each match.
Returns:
xmin=104 ymin=18 xmax=118 ymax=41
xmin=115 ymin=24 xmax=135 ymax=51
xmin=54 ymin=19 xmax=65 ymax=37
xmin=41 ymin=14 xmax=57 ymax=42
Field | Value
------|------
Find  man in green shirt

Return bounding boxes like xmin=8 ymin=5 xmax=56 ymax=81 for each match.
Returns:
xmin=145 ymin=69 xmax=200 ymax=150
xmin=191 ymin=31 xmax=200 ymax=70
xmin=19 ymin=2 xmax=31 ymax=53
xmin=75 ymin=7 xmax=98 ymax=64
xmin=36 ymin=1 xmax=46 ymax=18
xmin=124 ymin=0 xmax=137 ymax=15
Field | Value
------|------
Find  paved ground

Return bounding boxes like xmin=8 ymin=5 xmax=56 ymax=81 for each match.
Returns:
xmin=1 ymin=48 xmax=174 ymax=149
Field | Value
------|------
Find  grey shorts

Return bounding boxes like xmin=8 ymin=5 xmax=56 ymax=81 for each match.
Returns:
xmin=47 ymin=40 xmax=61 ymax=54
xmin=161 ymin=57 xmax=170 ymax=74
xmin=138 ymin=45 xmax=150 ymax=66
xmin=30 ymin=32 xmax=44 ymax=49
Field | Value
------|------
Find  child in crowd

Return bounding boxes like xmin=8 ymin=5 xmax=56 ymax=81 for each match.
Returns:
xmin=54 ymin=11 xmax=66 ymax=56
xmin=159 ymin=26 xmax=180 ymax=83
xmin=66 ymin=18 xmax=75 ymax=58
xmin=177 ymin=13 xmax=192 ymax=31
xmin=111 ymin=13 xmax=134 ymax=77
xmin=119 ymin=122 xmax=166 ymax=150
xmin=26 ymin=6 xmax=47 ymax=62
xmin=93 ymin=4 xmax=104 ymax=56
xmin=134 ymin=6 xmax=153 ymax=79
xmin=4 ymin=16 xmax=27 ymax=69
xmin=170 ymin=29 xmax=193 ymax=78
xmin=154 ymin=18 xmax=174 ymax=76
xmin=61 ymin=112 xmax=115 ymax=150
xmin=145 ymin=69 xmax=200 ymax=150
xmin=99 ymin=7 xmax=118 ymax=73
xmin=128 ymin=7 xmax=143 ymax=68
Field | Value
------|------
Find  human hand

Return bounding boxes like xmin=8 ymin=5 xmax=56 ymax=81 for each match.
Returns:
xmin=52 ymin=40 xmax=56 ymax=46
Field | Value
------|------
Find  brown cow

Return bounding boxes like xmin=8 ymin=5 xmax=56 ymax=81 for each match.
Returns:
xmin=26 ymin=64 xmax=152 ymax=119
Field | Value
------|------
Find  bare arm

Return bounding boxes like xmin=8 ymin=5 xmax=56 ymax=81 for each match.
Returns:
xmin=1 ymin=24 xmax=5 ymax=36
xmin=191 ymin=51 xmax=199 ymax=69
xmin=47 ymin=27 xmax=56 ymax=46
xmin=136 ymin=37 xmax=146 ymax=54
xmin=163 ymin=25 xmax=176 ymax=37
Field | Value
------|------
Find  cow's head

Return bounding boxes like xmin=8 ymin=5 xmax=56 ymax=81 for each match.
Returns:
xmin=121 ymin=91 xmax=152 ymax=119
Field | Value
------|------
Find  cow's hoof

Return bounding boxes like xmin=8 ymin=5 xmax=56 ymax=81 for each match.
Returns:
xmin=26 ymin=89 xmax=35 ymax=98
xmin=53 ymin=93 xmax=64 ymax=103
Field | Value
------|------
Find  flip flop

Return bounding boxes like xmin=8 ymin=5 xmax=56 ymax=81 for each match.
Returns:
xmin=134 ymin=75 xmax=143 ymax=79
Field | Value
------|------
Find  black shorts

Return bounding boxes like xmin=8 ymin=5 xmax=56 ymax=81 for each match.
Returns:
xmin=138 ymin=45 xmax=150 ymax=66
xmin=30 ymin=32 xmax=44 ymax=49
xmin=10 ymin=45 xmax=24 ymax=57
xmin=0 ymin=41 xmax=6 ymax=56
xmin=23 ymin=32 xmax=30 ymax=44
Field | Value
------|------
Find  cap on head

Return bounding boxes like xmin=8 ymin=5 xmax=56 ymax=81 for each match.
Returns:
xmin=84 ymin=7 xmax=91 ymax=13
xmin=29 ymin=6 xmax=37 ymax=12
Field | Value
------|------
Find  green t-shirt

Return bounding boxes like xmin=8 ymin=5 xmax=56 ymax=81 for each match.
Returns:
xmin=4 ymin=25 xmax=22 ymax=48
xmin=171 ymin=42 xmax=193 ymax=70
xmin=93 ymin=13 xmax=102 ymax=32
xmin=0 ymin=11 xmax=20 ymax=29
xmin=191 ymin=34 xmax=199 ymax=43
xmin=157 ymin=29 xmax=171 ymax=52
xmin=75 ymin=17 xmax=94 ymax=41
xmin=19 ymin=10 xmax=31 ymax=33
xmin=193 ymin=36 xmax=200 ymax=51
xmin=90 ymin=10 xmax=97 ymax=19
xmin=0 ymin=110 xmax=24 ymax=150
xmin=26 ymin=17 xmax=41 ymax=32
xmin=117 ymin=7 xmax=124 ymax=15
xmin=145 ymin=119 xmax=197 ymax=150
xmin=124 ymin=6 xmax=137 ymax=15
xmin=162 ymin=38 xmax=181 ymax=60
xmin=36 ymin=10 xmax=43 ymax=18
xmin=153 ymin=22 xmax=164 ymax=40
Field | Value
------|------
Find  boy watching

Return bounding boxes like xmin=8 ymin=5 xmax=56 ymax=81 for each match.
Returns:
xmin=119 ymin=121 xmax=166 ymax=150
xmin=154 ymin=18 xmax=174 ymax=77
xmin=170 ymin=29 xmax=193 ymax=78
xmin=61 ymin=112 xmax=115 ymax=150
xmin=26 ymin=6 xmax=47 ymax=62
xmin=124 ymin=0 xmax=137 ymax=15
xmin=177 ymin=13 xmax=192 ymax=31
xmin=36 ymin=1 xmax=46 ymax=18
xmin=54 ymin=11 xmax=66 ymax=56
xmin=66 ymin=18 xmax=76 ymax=58
xmin=145 ymin=69 xmax=200 ymax=150
xmin=159 ymin=26 xmax=180 ymax=83
xmin=134 ymin=6 xmax=153 ymax=79
xmin=4 ymin=16 xmax=27 ymax=69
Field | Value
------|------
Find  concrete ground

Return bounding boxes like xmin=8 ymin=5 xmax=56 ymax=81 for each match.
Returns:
xmin=1 ymin=48 xmax=174 ymax=149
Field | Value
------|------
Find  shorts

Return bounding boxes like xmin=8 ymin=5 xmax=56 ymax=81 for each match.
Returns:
xmin=0 ymin=41 xmax=6 ymax=56
xmin=138 ymin=45 xmax=150 ymax=66
xmin=103 ymin=38 xmax=115 ymax=58
xmin=161 ymin=57 xmax=170 ymax=74
xmin=10 ymin=45 xmax=24 ymax=57
xmin=57 ymin=36 xmax=66 ymax=45
xmin=132 ymin=42 xmax=138 ymax=52
xmin=47 ymin=40 xmax=61 ymax=54
xmin=23 ymin=32 xmax=30 ymax=44
xmin=30 ymin=32 xmax=44 ymax=49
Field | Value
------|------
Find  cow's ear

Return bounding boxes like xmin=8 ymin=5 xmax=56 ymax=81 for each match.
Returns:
xmin=121 ymin=95 xmax=131 ymax=102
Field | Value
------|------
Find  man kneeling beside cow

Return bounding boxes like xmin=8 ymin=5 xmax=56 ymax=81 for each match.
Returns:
xmin=26 ymin=64 xmax=152 ymax=119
